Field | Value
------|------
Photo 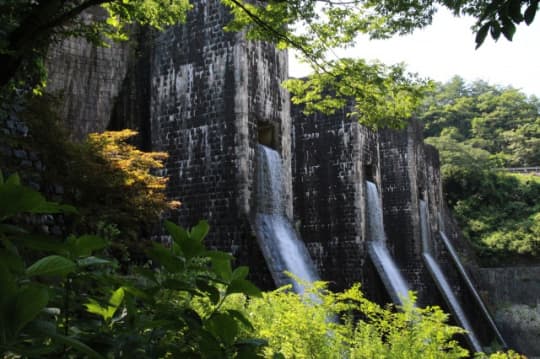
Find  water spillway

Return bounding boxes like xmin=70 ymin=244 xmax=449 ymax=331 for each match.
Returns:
xmin=254 ymin=145 xmax=319 ymax=293
xmin=366 ymin=181 xmax=411 ymax=305
xmin=439 ymin=231 xmax=508 ymax=349
xmin=419 ymin=200 xmax=494 ymax=352
xmin=423 ymin=252 xmax=483 ymax=352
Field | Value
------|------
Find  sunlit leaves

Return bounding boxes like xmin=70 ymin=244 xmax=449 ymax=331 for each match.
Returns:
xmin=284 ymin=58 xmax=431 ymax=129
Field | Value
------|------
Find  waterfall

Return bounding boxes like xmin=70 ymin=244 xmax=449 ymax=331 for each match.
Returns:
xmin=254 ymin=145 xmax=319 ymax=293
xmin=419 ymin=199 xmax=484 ymax=352
xmin=439 ymin=231 xmax=507 ymax=349
xmin=423 ymin=252 xmax=483 ymax=352
xmin=366 ymin=181 xmax=411 ymax=305
xmin=419 ymin=200 xmax=431 ymax=252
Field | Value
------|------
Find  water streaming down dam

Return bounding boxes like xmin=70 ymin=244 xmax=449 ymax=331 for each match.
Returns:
xmin=254 ymin=145 xmax=319 ymax=293
xmin=438 ymin=230 xmax=507 ymax=349
xmin=420 ymin=200 xmax=483 ymax=352
xmin=366 ymin=181 xmax=411 ymax=305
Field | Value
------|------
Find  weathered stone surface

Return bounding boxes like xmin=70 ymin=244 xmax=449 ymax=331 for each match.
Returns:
xmin=23 ymin=0 xmax=534 ymax=353
xmin=45 ymin=7 xmax=133 ymax=140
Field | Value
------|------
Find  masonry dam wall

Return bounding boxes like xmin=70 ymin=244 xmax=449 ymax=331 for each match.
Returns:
xmin=35 ymin=0 xmax=539 ymax=354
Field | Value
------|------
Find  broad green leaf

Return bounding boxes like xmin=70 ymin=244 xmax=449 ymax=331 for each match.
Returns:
xmin=227 ymin=309 xmax=254 ymax=330
xmin=501 ymin=17 xmax=517 ymax=40
xmin=196 ymin=279 xmax=221 ymax=304
xmin=205 ymin=250 xmax=233 ymax=261
xmin=475 ymin=22 xmax=490 ymax=48
xmin=232 ymin=266 xmax=249 ymax=280
xmin=27 ymin=255 xmax=76 ymax=277
xmin=13 ymin=286 xmax=49 ymax=334
xmin=146 ymin=242 xmax=185 ymax=272
xmin=525 ymin=0 xmax=538 ymax=24
xmin=68 ymin=235 xmax=109 ymax=257
xmin=109 ymin=287 xmax=125 ymax=308
xmin=509 ymin=0 xmax=524 ymax=22
xmin=198 ymin=328 xmax=225 ymax=357
xmin=190 ymin=220 xmax=210 ymax=242
xmin=164 ymin=220 xmax=189 ymax=244
xmin=179 ymin=237 xmax=206 ymax=259
xmin=84 ymin=300 xmax=109 ymax=319
xmin=211 ymin=257 xmax=232 ymax=281
xmin=0 ymin=183 xmax=46 ymax=218
xmin=204 ymin=312 xmax=238 ymax=346
xmin=77 ymin=256 xmax=111 ymax=267
xmin=15 ymin=234 xmax=70 ymax=255
xmin=226 ymin=279 xmax=262 ymax=297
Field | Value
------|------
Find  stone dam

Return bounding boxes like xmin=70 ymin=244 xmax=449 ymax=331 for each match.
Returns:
xmin=9 ymin=0 xmax=538 ymax=355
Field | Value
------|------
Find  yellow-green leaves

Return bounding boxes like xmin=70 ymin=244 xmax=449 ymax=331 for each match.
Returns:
xmin=284 ymin=58 xmax=432 ymax=129
xmin=85 ymin=288 xmax=126 ymax=324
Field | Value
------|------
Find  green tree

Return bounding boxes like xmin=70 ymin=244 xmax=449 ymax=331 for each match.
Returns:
xmin=0 ymin=0 xmax=191 ymax=94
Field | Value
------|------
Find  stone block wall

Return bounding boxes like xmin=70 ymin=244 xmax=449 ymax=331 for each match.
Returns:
xmin=292 ymin=106 xmax=378 ymax=292
xmin=149 ymin=0 xmax=290 ymax=288
xmin=45 ymin=7 xmax=134 ymax=141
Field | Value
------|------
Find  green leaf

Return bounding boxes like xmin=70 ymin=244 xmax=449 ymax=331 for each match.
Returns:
xmin=190 ymin=220 xmax=210 ymax=242
xmin=84 ymin=300 xmax=108 ymax=319
xmin=212 ymin=257 xmax=232 ymax=281
xmin=232 ymin=266 xmax=249 ymax=280
xmin=205 ymin=250 xmax=233 ymax=261
xmin=14 ymin=234 xmax=70 ymax=255
xmin=509 ymin=0 xmax=524 ymax=22
xmin=196 ymin=279 xmax=221 ymax=304
xmin=205 ymin=312 xmax=238 ymax=346
xmin=146 ymin=242 xmax=185 ymax=273
xmin=13 ymin=286 xmax=49 ymax=334
xmin=501 ymin=16 xmax=517 ymax=40
xmin=0 ymin=183 xmax=46 ymax=218
xmin=164 ymin=220 xmax=189 ymax=244
xmin=524 ymin=0 xmax=538 ymax=24
xmin=227 ymin=309 xmax=254 ymax=330
xmin=227 ymin=279 xmax=262 ymax=297
xmin=162 ymin=278 xmax=197 ymax=293
xmin=490 ymin=21 xmax=501 ymax=39
xmin=198 ymin=328 xmax=225 ymax=357
xmin=77 ymin=256 xmax=111 ymax=267
xmin=27 ymin=255 xmax=76 ymax=277
xmin=109 ymin=287 xmax=125 ymax=307
xmin=475 ymin=22 xmax=490 ymax=48
xmin=68 ymin=235 xmax=109 ymax=257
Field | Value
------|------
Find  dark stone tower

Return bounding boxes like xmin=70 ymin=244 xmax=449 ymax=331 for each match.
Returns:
xmin=149 ymin=0 xmax=290 ymax=286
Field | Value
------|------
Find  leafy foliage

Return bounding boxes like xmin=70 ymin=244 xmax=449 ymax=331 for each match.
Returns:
xmin=230 ymin=281 xmax=521 ymax=358
xmin=10 ymin=96 xmax=178 ymax=262
xmin=420 ymin=77 xmax=540 ymax=262
xmin=0 ymin=171 xmax=265 ymax=358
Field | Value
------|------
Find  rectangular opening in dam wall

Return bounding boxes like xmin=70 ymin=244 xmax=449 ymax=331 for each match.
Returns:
xmin=257 ymin=120 xmax=278 ymax=150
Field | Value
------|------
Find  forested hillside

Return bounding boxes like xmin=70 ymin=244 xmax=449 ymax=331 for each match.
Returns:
xmin=418 ymin=77 xmax=540 ymax=264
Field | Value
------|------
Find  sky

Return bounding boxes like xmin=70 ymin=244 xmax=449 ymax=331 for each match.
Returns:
xmin=288 ymin=8 xmax=540 ymax=97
